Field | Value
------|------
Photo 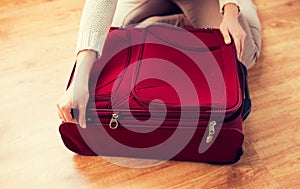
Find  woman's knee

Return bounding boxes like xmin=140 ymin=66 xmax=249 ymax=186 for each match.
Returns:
xmin=238 ymin=14 xmax=261 ymax=69
xmin=140 ymin=14 xmax=191 ymax=27
xmin=242 ymin=44 xmax=260 ymax=69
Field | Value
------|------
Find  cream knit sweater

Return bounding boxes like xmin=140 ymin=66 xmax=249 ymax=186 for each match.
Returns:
xmin=75 ymin=0 xmax=240 ymax=56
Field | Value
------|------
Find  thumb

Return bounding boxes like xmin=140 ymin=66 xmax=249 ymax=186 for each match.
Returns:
xmin=221 ymin=29 xmax=231 ymax=44
xmin=78 ymin=104 xmax=87 ymax=128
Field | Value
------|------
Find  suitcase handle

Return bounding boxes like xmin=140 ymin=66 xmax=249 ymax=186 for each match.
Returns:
xmin=241 ymin=64 xmax=251 ymax=121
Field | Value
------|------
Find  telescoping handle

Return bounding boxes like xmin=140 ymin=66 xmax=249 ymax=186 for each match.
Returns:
xmin=241 ymin=63 xmax=251 ymax=121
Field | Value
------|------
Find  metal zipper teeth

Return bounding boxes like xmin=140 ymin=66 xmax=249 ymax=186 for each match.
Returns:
xmin=105 ymin=114 xmax=220 ymax=130
xmin=88 ymin=109 xmax=214 ymax=117
xmin=88 ymin=106 xmax=240 ymax=121
xmin=86 ymin=110 xmax=233 ymax=124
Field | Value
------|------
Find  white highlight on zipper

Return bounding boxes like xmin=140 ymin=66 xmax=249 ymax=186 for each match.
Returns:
xmin=109 ymin=113 xmax=119 ymax=129
xmin=206 ymin=121 xmax=217 ymax=143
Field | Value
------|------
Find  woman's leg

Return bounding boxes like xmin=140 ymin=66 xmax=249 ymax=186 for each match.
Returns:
xmin=112 ymin=0 xmax=182 ymax=26
xmin=173 ymin=0 xmax=261 ymax=68
xmin=140 ymin=14 xmax=192 ymax=27
xmin=239 ymin=0 xmax=262 ymax=68
xmin=112 ymin=0 xmax=193 ymax=27
xmin=173 ymin=0 xmax=222 ymax=28
xmin=238 ymin=14 xmax=261 ymax=68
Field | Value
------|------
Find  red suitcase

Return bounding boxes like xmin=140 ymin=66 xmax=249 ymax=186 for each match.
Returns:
xmin=59 ymin=24 xmax=251 ymax=164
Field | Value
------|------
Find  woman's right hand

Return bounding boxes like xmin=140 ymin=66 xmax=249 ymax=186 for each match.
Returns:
xmin=219 ymin=3 xmax=246 ymax=61
xmin=57 ymin=50 xmax=97 ymax=128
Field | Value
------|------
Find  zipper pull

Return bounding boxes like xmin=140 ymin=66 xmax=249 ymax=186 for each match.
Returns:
xmin=206 ymin=121 xmax=217 ymax=143
xmin=109 ymin=113 xmax=119 ymax=129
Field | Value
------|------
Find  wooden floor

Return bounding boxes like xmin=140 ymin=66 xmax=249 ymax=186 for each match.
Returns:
xmin=0 ymin=0 xmax=299 ymax=188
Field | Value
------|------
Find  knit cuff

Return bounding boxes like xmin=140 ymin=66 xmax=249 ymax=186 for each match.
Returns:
xmin=219 ymin=0 xmax=240 ymax=14
xmin=75 ymin=29 xmax=107 ymax=56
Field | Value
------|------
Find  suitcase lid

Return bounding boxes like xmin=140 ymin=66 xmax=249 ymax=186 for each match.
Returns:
xmin=89 ymin=25 xmax=242 ymax=117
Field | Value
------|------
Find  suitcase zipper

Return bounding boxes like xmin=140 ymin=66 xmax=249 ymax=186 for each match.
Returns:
xmin=104 ymin=111 xmax=211 ymax=122
xmin=109 ymin=113 xmax=119 ymax=129
xmin=206 ymin=121 xmax=217 ymax=143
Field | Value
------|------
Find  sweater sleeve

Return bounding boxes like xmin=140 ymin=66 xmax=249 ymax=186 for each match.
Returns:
xmin=219 ymin=0 xmax=240 ymax=13
xmin=75 ymin=0 xmax=118 ymax=56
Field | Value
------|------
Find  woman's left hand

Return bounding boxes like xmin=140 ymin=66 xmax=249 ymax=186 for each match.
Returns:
xmin=219 ymin=3 xmax=246 ymax=61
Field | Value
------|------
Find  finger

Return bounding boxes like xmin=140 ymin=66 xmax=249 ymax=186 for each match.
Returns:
xmin=57 ymin=103 xmax=67 ymax=121
xmin=220 ymin=28 xmax=231 ymax=44
xmin=57 ymin=109 xmax=66 ymax=121
xmin=233 ymin=37 xmax=241 ymax=61
xmin=240 ymin=35 xmax=246 ymax=61
xmin=78 ymin=104 xmax=87 ymax=128
xmin=62 ymin=106 xmax=75 ymax=123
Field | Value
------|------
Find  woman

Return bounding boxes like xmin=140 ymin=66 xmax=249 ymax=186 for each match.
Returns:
xmin=57 ymin=0 xmax=261 ymax=128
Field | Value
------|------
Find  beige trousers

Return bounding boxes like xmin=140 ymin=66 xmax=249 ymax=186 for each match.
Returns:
xmin=112 ymin=0 xmax=261 ymax=69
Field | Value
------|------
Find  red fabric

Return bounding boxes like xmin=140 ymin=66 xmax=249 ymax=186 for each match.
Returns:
xmin=59 ymin=25 xmax=245 ymax=164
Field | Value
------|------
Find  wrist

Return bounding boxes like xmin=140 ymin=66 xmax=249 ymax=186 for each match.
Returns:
xmin=223 ymin=3 xmax=239 ymax=18
xmin=74 ymin=50 xmax=97 ymax=84
xmin=77 ymin=49 xmax=97 ymax=61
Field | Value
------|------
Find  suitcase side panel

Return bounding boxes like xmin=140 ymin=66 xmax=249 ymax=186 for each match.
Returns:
xmin=59 ymin=116 xmax=243 ymax=164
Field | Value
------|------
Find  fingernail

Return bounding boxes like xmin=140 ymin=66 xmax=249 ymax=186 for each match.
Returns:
xmin=80 ymin=122 xmax=86 ymax=129
xmin=225 ymin=39 xmax=231 ymax=44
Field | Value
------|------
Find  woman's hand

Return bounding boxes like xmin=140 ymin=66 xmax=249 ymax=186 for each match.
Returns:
xmin=219 ymin=3 xmax=246 ymax=61
xmin=56 ymin=81 xmax=90 ymax=128
xmin=57 ymin=50 xmax=97 ymax=128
